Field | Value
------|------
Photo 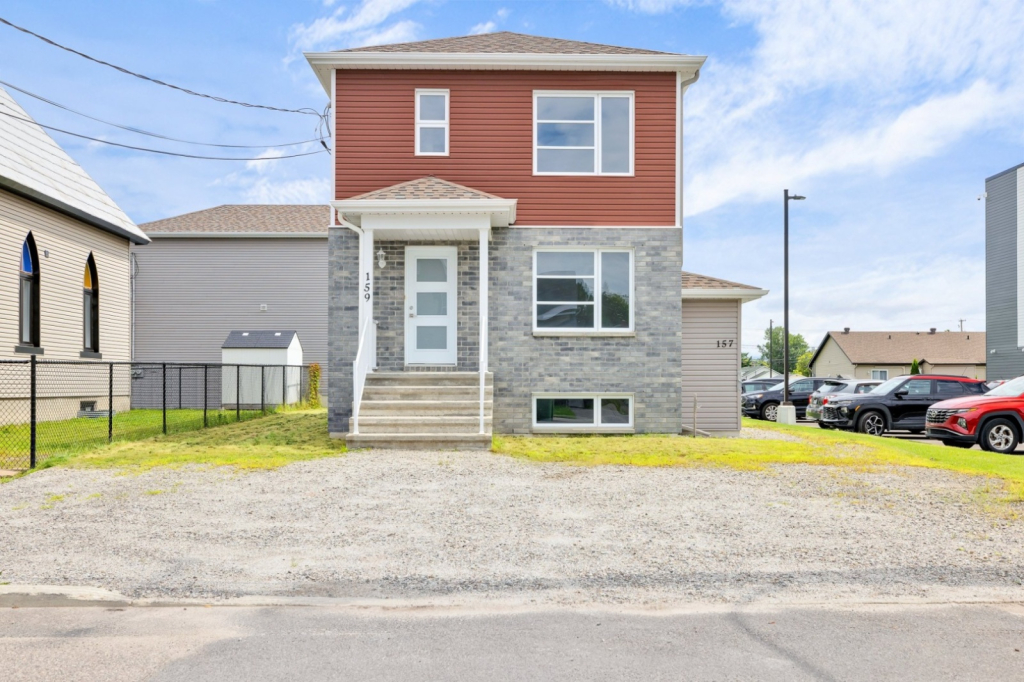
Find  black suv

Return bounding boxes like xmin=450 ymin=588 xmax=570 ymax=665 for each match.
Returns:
xmin=818 ymin=375 xmax=988 ymax=436
xmin=742 ymin=377 xmax=834 ymax=421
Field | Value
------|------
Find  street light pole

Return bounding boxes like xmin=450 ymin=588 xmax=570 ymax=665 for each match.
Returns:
xmin=768 ymin=319 xmax=773 ymax=378
xmin=783 ymin=189 xmax=805 ymax=407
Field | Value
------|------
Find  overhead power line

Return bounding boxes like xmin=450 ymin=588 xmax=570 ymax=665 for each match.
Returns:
xmin=0 ymin=79 xmax=324 ymax=149
xmin=0 ymin=108 xmax=328 ymax=161
xmin=0 ymin=15 xmax=323 ymax=117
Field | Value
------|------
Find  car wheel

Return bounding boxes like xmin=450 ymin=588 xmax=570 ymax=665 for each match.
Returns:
xmin=981 ymin=419 xmax=1019 ymax=454
xmin=858 ymin=411 xmax=886 ymax=437
xmin=761 ymin=402 xmax=779 ymax=422
xmin=941 ymin=440 xmax=973 ymax=449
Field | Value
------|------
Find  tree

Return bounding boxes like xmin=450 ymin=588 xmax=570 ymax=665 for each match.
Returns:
xmin=910 ymin=358 xmax=920 ymax=375
xmin=756 ymin=325 xmax=810 ymax=375
xmin=741 ymin=352 xmax=753 ymax=367
xmin=794 ymin=350 xmax=814 ymax=376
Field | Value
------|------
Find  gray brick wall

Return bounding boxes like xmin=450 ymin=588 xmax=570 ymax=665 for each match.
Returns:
xmin=328 ymin=227 xmax=683 ymax=435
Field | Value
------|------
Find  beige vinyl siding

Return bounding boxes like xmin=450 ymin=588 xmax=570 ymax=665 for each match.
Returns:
xmin=681 ymin=298 xmax=741 ymax=435
xmin=920 ymin=363 xmax=986 ymax=380
xmin=810 ymin=337 xmax=856 ymax=378
xmin=0 ymin=189 xmax=131 ymax=361
xmin=131 ymin=238 xmax=328 ymax=369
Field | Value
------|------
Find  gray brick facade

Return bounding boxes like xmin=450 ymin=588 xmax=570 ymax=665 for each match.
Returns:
xmin=328 ymin=226 xmax=683 ymax=435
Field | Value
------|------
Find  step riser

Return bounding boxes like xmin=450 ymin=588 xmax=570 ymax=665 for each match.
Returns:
xmin=346 ymin=434 xmax=492 ymax=450
xmin=359 ymin=407 xmax=493 ymax=418
xmin=367 ymin=373 xmax=492 ymax=387
xmin=357 ymin=419 xmax=491 ymax=434
xmin=362 ymin=387 xmax=493 ymax=401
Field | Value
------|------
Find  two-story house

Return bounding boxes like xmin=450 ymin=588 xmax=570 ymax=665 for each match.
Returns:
xmin=305 ymin=32 xmax=710 ymax=448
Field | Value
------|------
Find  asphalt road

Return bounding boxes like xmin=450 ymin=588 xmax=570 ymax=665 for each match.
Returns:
xmin=4 ymin=600 xmax=1024 ymax=681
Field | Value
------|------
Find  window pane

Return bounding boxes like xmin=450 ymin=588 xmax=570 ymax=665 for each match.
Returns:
xmin=417 ymin=292 xmax=447 ymax=316
xmin=537 ymin=122 xmax=594 ymax=147
xmin=790 ymin=380 xmax=813 ymax=392
xmin=537 ymin=252 xmax=594 ymax=276
xmin=537 ymin=278 xmax=594 ymax=302
xmin=601 ymin=97 xmax=630 ymax=173
xmin=600 ymin=398 xmax=630 ymax=425
xmin=22 ymin=241 xmax=33 ymax=273
xmin=936 ymin=380 xmax=965 ymax=396
xmin=419 ymin=127 xmax=446 ymax=154
xmin=417 ymin=258 xmax=448 ymax=282
xmin=536 ymin=304 xmax=594 ymax=328
xmin=418 ymin=94 xmax=446 ymax=121
xmin=537 ymin=148 xmax=594 ymax=173
xmin=21 ymin=280 xmax=32 ymax=344
xmin=417 ymin=326 xmax=447 ymax=350
xmin=84 ymin=292 xmax=92 ymax=349
xmin=902 ymin=379 xmax=932 ymax=395
xmin=536 ymin=398 xmax=595 ymax=425
xmin=537 ymin=97 xmax=594 ymax=121
xmin=601 ymin=252 xmax=630 ymax=328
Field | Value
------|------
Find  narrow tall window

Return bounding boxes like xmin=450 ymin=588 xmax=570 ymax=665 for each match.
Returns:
xmin=415 ymin=89 xmax=449 ymax=156
xmin=83 ymin=254 xmax=99 ymax=352
xmin=19 ymin=234 xmax=40 ymax=348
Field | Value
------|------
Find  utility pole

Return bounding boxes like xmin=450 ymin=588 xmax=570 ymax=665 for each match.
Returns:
xmin=768 ymin=319 xmax=774 ymax=378
xmin=959 ymin=319 xmax=966 ymax=332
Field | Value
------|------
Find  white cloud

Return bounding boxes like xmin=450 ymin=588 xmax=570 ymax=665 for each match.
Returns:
xmin=242 ymin=176 xmax=331 ymax=204
xmin=607 ymin=0 xmax=696 ymax=11
xmin=470 ymin=21 xmax=497 ymax=35
xmin=289 ymin=0 xmax=422 ymax=53
xmin=496 ymin=8 xmax=510 ymax=19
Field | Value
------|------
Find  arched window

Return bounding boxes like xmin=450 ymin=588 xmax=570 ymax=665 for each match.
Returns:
xmin=19 ymin=234 xmax=40 ymax=348
xmin=83 ymin=254 xmax=99 ymax=352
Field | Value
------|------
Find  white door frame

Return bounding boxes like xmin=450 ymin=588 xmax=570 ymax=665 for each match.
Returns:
xmin=405 ymin=246 xmax=458 ymax=365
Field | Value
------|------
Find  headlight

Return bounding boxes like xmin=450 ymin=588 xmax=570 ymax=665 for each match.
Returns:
xmin=751 ymin=394 xmax=763 ymax=399
xmin=833 ymin=400 xmax=853 ymax=406
xmin=948 ymin=408 xmax=977 ymax=414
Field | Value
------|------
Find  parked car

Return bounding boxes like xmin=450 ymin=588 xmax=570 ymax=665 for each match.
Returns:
xmin=806 ymin=379 xmax=881 ymax=423
xmin=818 ymin=375 xmax=988 ymax=436
xmin=742 ymin=377 xmax=835 ymax=421
xmin=742 ymin=378 xmax=784 ymax=394
xmin=926 ymin=375 xmax=1024 ymax=452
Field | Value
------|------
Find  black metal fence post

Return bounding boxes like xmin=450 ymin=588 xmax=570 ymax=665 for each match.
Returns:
xmin=178 ymin=366 xmax=182 ymax=410
xmin=235 ymin=365 xmax=240 ymax=422
xmin=260 ymin=366 xmax=265 ymax=415
xmin=107 ymin=362 xmax=114 ymax=444
xmin=162 ymin=362 xmax=167 ymax=435
xmin=29 ymin=355 xmax=37 ymax=469
xmin=282 ymin=365 xmax=287 ymax=409
xmin=203 ymin=364 xmax=208 ymax=428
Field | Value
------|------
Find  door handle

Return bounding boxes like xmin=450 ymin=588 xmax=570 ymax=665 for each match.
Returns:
xmin=409 ymin=313 xmax=416 ymax=318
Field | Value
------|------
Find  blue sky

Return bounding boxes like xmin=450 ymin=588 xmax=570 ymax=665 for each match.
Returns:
xmin=2 ymin=0 xmax=1023 ymax=355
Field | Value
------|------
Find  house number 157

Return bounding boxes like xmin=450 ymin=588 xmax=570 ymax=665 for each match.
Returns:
xmin=716 ymin=340 xmax=735 ymax=348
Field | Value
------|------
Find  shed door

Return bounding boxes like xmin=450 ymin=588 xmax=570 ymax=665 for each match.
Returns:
xmin=405 ymin=246 xmax=457 ymax=365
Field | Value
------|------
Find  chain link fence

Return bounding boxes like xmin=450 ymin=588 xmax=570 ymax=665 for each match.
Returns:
xmin=0 ymin=359 xmax=313 ymax=470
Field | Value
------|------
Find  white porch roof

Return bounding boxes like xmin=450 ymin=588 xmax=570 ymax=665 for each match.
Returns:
xmin=333 ymin=177 xmax=517 ymax=238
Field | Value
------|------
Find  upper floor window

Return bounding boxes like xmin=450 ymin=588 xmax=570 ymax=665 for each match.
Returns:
xmin=415 ymin=89 xmax=449 ymax=156
xmin=19 ymin=234 xmax=40 ymax=348
xmin=83 ymin=254 xmax=99 ymax=352
xmin=534 ymin=249 xmax=633 ymax=332
xmin=534 ymin=92 xmax=633 ymax=176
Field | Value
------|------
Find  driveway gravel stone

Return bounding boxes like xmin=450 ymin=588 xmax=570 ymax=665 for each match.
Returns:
xmin=1 ymin=450 xmax=1022 ymax=605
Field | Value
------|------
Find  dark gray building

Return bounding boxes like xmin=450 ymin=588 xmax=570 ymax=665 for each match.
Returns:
xmin=132 ymin=205 xmax=328 ymax=371
xmin=986 ymin=162 xmax=1024 ymax=380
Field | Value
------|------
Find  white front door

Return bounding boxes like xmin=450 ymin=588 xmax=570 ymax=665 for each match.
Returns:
xmin=405 ymin=246 xmax=457 ymax=365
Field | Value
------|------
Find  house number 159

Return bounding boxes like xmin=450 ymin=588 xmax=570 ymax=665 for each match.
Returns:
xmin=716 ymin=340 xmax=735 ymax=348
xmin=363 ymin=272 xmax=371 ymax=301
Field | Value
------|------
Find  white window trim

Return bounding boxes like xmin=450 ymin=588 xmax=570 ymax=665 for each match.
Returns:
xmin=532 ymin=393 xmax=635 ymax=432
xmin=415 ymin=88 xmax=449 ymax=157
xmin=532 ymin=248 xmax=634 ymax=334
xmin=871 ymin=369 xmax=889 ymax=380
xmin=532 ymin=90 xmax=634 ymax=177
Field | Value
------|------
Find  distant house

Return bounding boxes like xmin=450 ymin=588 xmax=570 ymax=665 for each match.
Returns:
xmin=809 ymin=329 xmax=986 ymax=381
xmin=132 ymin=205 xmax=328 ymax=375
xmin=985 ymin=161 xmax=1024 ymax=381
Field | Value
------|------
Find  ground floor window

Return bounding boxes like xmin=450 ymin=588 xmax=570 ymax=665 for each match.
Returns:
xmin=871 ymin=369 xmax=888 ymax=380
xmin=533 ymin=393 xmax=632 ymax=430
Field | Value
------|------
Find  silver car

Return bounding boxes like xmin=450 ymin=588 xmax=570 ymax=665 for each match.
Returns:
xmin=806 ymin=379 xmax=881 ymax=423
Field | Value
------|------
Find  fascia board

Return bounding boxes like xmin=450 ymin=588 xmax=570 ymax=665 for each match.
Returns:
xmin=144 ymin=232 xmax=327 ymax=239
xmin=306 ymin=52 xmax=707 ymax=94
xmin=333 ymin=198 xmax=517 ymax=227
xmin=681 ymin=288 xmax=769 ymax=302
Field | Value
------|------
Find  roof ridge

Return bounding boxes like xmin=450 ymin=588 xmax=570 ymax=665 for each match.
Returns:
xmin=335 ymin=31 xmax=675 ymax=56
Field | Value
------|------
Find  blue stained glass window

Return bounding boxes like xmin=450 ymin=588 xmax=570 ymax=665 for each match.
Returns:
xmin=22 ymin=240 xmax=34 ymax=274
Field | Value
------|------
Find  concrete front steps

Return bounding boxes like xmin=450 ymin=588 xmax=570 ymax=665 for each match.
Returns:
xmin=346 ymin=371 xmax=493 ymax=450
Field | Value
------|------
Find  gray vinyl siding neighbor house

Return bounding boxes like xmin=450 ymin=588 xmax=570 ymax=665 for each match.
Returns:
xmin=133 ymin=205 xmax=328 ymax=372
xmin=986 ymin=162 xmax=1024 ymax=381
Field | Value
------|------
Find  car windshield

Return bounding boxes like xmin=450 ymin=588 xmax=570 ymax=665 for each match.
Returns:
xmin=982 ymin=376 xmax=1024 ymax=397
xmin=869 ymin=376 xmax=907 ymax=395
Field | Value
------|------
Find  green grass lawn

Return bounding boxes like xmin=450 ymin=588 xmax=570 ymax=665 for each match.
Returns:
xmin=494 ymin=418 xmax=1024 ymax=503
xmin=34 ymin=409 xmax=344 ymax=472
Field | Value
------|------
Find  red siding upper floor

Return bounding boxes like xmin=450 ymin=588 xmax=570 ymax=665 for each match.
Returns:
xmin=334 ymin=70 xmax=678 ymax=226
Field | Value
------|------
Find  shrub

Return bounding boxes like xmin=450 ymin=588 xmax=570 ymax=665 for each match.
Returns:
xmin=307 ymin=363 xmax=321 ymax=408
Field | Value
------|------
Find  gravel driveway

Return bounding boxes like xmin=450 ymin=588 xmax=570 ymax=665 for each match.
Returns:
xmin=2 ymin=447 xmax=1023 ymax=606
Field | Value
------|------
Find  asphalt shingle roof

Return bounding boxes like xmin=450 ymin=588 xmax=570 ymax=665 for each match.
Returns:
xmin=337 ymin=32 xmax=674 ymax=55
xmin=140 ymin=205 xmax=329 ymax=234
xmin=347 ymin=177 xmax=504 ymax=201
xmin=818 ymin=331 xmax=987 ymax=365
xmin=222 ymin=330 xmax=299 ymax=349
xmin=681 ymin=272 xmax=760 ymax=290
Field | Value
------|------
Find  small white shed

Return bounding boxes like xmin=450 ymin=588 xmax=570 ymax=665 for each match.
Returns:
xmin=221 ymin=330 xmax=303 ymax=408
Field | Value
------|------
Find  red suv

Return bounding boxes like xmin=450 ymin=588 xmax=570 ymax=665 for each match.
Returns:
xmin=926 ymin=375 xmax=1024 ymax=453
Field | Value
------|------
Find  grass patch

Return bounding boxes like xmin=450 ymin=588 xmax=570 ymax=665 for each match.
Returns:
xmin=494 ymin=418 xmax=1024 ymax=502
xmin=52 ymin=409 xmax=344 ymax=472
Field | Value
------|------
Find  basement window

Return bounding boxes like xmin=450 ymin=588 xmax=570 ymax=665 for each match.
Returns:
xmin=533 ymin=394 xmax=633 ymax=431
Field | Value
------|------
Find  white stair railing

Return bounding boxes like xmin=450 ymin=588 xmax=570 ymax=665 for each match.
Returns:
xmin=351 ymin=319 xmax=377 ymax=435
